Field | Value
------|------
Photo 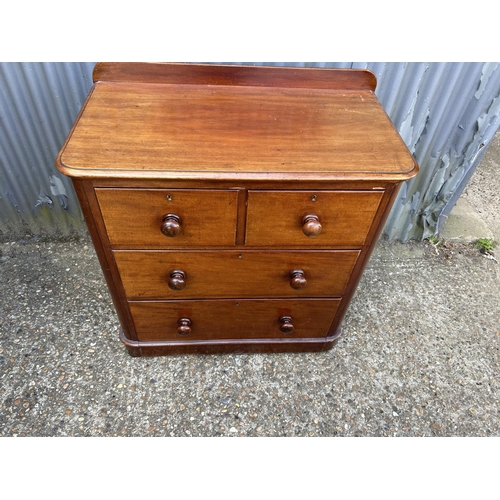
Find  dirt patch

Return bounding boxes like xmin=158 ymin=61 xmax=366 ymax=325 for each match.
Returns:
xmin=422 ymin=238 xmax=498 ymax=263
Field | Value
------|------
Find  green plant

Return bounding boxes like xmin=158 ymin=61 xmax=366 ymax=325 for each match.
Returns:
xmin=474 ymin=238 xmax=498 ymax=253
xmin=428 ymin=235 xmax=443 ymax=246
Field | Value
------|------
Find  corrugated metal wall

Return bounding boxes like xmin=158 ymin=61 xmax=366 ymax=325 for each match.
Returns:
xmin=0 ymin=62 xmax=95 ymax=239
xmin=1 ymin=62 xmax=499 ymax=241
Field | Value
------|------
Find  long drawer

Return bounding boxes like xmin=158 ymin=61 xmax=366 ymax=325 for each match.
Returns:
xmin=129 ymin=299 xmax=341 ymax=341
xmin=114 ymin=250 xmax=360 ymax=299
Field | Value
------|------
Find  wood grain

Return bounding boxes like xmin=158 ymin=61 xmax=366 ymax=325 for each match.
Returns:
xmin=119 ymin=327 xmax=343 ymax=356
xmin=56 ymin=80 xmax=417 ymax=180
xmin=113 ymin=249 xmax=360 ymax=299
xmin=72 ymin=179 xmax=139 ymax=341
xmin=95 ymin=188 xmax=238 ymax=247
xmin=55 ymin=63 xmax=419 ymax=356
xmin=245 ymin=190 xmax=384 ymax=247
xmin=129 ymin=299 xmax=340 ymax=341
xmin=92 ymin=62 xmax=377 ymax=90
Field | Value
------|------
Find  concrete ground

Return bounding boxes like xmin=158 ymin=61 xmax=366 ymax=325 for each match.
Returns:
xmin=442 ymin=130 xmax=500 ymax=243
xmin=0 ymin=137 xmax=499 ymax=438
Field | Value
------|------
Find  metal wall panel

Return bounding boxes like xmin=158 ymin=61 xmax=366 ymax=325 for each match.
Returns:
xmin=1 ymin=62 xmax=499 ymax=241
xmin=368 ymin=62 xmax=500 ymax=240
xmin=0 ymin=62 xmax=95 ymax=239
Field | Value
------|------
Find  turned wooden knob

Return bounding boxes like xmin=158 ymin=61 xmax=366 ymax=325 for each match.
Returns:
xmin=168 ymin=270 xmax=187 ymax=291
xmin=279 ymin=316 xmax=294 ymax=334
xmin=290 ymin=269 xmax=307 ymax=289
xmin=302 ymin=214 xmax=322 ymax=237
xmin=161 ymin=214 xmax=182 ymax=237
xmin=177 ymin=318 xmax=191 ymax=336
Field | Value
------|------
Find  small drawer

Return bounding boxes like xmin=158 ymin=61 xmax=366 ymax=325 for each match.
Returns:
xmin=245 ymin=190 xmax=384 ymax=247
xmin=114 ymin=249 xmax=359 ymax=299
xmin=129 ymin=299 xmax=340 ymax=341
xmin=95 ymin=188 xmax=238 ymax=247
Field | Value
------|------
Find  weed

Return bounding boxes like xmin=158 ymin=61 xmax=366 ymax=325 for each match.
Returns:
xmin=474 ymin=238 xmax=498 ymax=253
xmin=428 ymin=235 xmax=443 ymax=246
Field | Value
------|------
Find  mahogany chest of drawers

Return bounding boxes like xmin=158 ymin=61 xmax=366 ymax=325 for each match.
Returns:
xmin=56 ymin=63 xmax=418 ymax=356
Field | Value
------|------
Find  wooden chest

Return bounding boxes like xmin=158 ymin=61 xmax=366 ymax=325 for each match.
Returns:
xmin=56 ymin=63 xmax=418 ymax=356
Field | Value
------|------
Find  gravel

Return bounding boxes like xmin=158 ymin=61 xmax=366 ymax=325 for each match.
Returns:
xmin=1 ymin=237 xmax=498 ymax=437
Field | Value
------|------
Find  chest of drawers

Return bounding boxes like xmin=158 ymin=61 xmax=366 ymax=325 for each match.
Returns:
xmin=56 ymin=63 xmax=418 ymax=356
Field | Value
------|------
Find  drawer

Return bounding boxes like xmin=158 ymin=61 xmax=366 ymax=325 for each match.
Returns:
xmin=129 ymin=299 xmax=340 ymax=341
xmin=95 ymin=188 xmax=238 ymax=247
xmin=114 ymin=250 xmax=360 ymax=299
xmin=245 ymin=190 xmax=384 ymax=247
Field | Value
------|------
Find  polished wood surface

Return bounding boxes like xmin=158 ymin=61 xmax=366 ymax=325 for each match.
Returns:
xmin=55 ymin=63 xmax=419 ymax=356
xmin=129 ymin=299 xmax=340 ymax=341
xmin=93 ymin=63 xmax=377 ymax=90
xmin=168 ymin=270 xmax=187 ymax=291
xmin=113 ymin=250 xmax=360 ymax=299
xmin=245 ymin=190 xmax=384 ymax=247
xmin=56 ymin=67 xmax=417 ymax=181
xmin=289 ymin=269 xmax=307 ymax=290
xmin=278 ymin=316 xmax=295 ymax=334
xmin=302 ymin=214 xmax=322 ymax=237
xmin=120 ymin=327 xmax=343 ymax=356
xmin=176 ymin=318 xmax=192 ymax=336
xmin=71 ymin=179 xmax=138 ymax=342
xmin=95 ymin=188 xmax=238 ymax=247
xmin=160 ymin=214 xmax=182 ymax=238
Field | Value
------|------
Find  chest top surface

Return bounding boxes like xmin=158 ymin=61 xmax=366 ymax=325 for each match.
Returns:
xmin=56 ymin=63 xmax=417 ymax=183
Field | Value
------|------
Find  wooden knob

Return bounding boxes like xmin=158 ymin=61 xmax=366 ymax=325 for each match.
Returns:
xmin=177 ymin=318 xmax=191 ymax=336
xmin=168 ymin=270 xmax=187 ymax=291
xmin=279 ymin=316 xmax=294 ymax=334
xmin=161 ymin=214 xmax=182 ymax=237
xmin=290 ymin=269 xmax=307 ymax=289
xmin=302 ymin=214 xmax=322 ymax=237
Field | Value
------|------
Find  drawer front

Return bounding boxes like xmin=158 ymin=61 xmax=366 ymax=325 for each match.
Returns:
xmin=114 ymin=250 xmax=360 ymax=299
xmin=129 ymin=299 xmax=340 ymax=341
xmin=95 ymin=188 xmax=238 ymax=247
xmin=245 ymin=190 xmax=384 ymax=247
